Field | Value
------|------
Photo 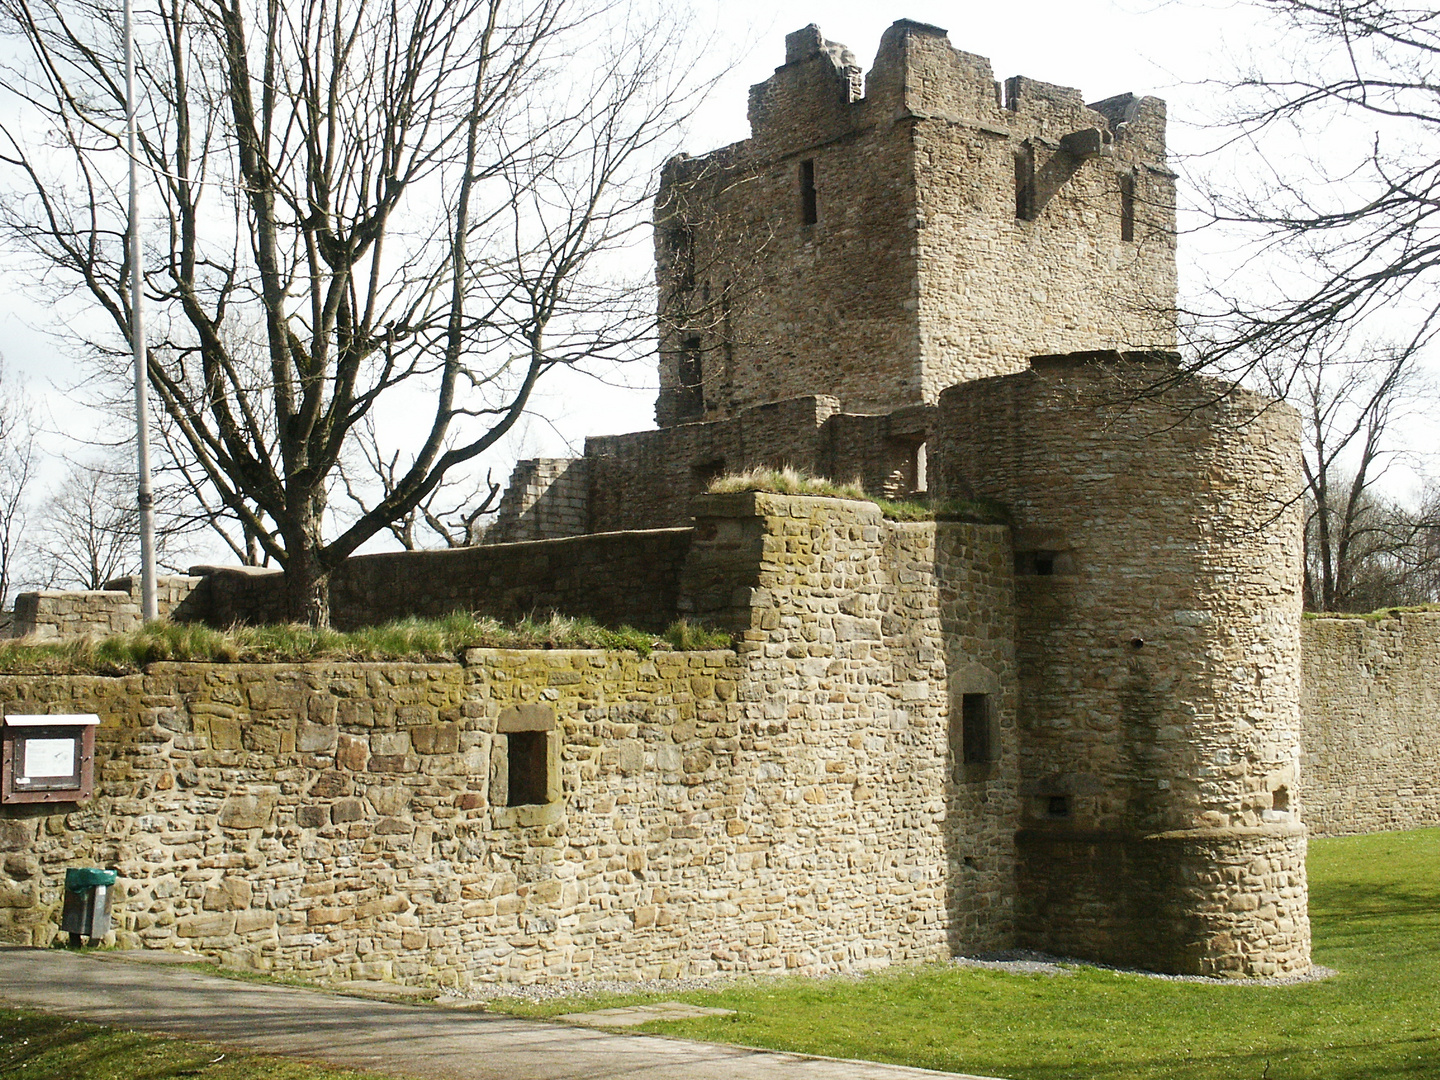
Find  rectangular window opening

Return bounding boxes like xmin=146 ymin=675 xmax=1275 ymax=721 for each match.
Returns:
xmin=1016 ymin=550 xmax=1061 ymax=576
xmin=1014 ymin=146 xmax=1036 ymax=221
xmin=677 ymin=336 xmax=703 ymax=418
xmin=1120 ymin=173 xmax=1136 ymax=242
xmin=800 ymin=159 xmax=818 ymax=225
xmin=1047 ymin=795 xmax=1070 ymax=819
xmin=506 ymin=731 xmax=549 ymax=807
xmin=961 ymin=693 xmax=994 ymax=765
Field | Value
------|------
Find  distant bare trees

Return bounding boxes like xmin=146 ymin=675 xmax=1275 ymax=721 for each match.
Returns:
xmin=1256 ymin=328 xmax=1438 ymax=611
xmin=0 ymin=0 xmax=711 ymax=625
xmin=0 ymin=359 xmax=39 ymax=608
xmin=35 ymin=458 xmax=141 ymax=590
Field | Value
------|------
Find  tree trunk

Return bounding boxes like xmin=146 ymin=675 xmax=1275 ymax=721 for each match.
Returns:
xmin=286 ymin=548 xmax=332 ymax=627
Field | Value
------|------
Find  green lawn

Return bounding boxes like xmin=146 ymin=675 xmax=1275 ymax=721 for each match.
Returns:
xmin=0 ymin=1008 xmax=386 ymax=1080
xmin=491 ymin=828 xmax=1440 ymax=1079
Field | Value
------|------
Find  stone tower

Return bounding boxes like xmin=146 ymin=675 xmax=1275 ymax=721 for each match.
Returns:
xmin=934 ymin=353 xmax=1310 ymax=975
xmin=654 ymin=20 xmax=1176 ymax=428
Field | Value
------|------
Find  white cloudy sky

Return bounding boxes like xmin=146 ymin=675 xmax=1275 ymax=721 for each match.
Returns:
xmin=515 ymin=0 xmax=1274 ymax=454
xmin=4 ymin=0 xmax=1430 ymax=563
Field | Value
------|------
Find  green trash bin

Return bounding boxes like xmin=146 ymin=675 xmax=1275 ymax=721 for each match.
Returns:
xmin=61 ymin=867 xmax=117 ymax=946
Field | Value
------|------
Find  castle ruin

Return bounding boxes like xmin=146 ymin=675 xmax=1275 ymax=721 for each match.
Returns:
xmin=0 ymin=22 xmax=1322 ymax=982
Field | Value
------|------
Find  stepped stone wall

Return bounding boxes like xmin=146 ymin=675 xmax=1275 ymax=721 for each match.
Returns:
xmin=486 ymin=459 xmax=590 ymax=544
xmin=0 ymin=495 xmax=1024 ymax=985
xmin=1301 ymin=612 xmax=1440 ymax=837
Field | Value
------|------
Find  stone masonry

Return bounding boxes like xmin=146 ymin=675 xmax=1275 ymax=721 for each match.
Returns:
xmin=0 ymin=494 xmax=1022 ymax=984
xmin=652 ymin=20 xmax=1174 ymax=427
xmin=1302 ymin=612 xmax=1440 ymax=836
xmin=0 ymin=21 xmax=1348 ymax=983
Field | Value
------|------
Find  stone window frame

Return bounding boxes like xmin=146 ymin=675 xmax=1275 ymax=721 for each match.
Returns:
xmin=949 ymin=673 xmax=1001 ymax=783
xmin=492 ymin=703 xmax=563 ymax=828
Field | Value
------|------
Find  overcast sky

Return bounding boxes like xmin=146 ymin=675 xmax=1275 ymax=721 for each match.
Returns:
xmin=15 ymin=0 xmax=1430 ymax=564
xmin=511 ymin=0 xmax=1269 ymax=456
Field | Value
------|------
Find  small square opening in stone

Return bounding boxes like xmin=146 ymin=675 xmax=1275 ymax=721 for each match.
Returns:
xmin=1016 ymin=550 xmax=1060 ymax=576
xmin=506 ymin=731 xmax=549 ymax=807
xmin=1047 ymin=795 xmax=1070 ymax=818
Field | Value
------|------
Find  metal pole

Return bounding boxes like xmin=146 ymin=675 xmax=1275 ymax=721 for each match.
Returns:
xmin=125 ymin=0 xmax=158 ymax=621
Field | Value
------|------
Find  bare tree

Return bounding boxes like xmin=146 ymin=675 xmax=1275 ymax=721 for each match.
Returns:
xmin=1189 ymin=0 xmax=1440 ymax=374
xmin=0 ymin=358 xmax=40 ymax=609
xmin=0 ymin=0 xmax=708 ymax=624
xmin=1256 ymin=327 xmax=1428 ymax=610
xmin=36 ymin=457 xmax=141 ymax=590
xmin=339 ymin=415 xmax=500 ymax=549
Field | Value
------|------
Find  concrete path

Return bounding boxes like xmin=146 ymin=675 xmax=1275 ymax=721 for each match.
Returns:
xmin=0 ymin=946 xmax=1000 ymax=1080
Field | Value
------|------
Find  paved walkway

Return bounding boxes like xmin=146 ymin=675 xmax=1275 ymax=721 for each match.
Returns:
xmin=0 ymin=946 xmax=999 ymax=1080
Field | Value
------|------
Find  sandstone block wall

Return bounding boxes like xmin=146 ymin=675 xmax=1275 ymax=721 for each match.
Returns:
xmin=10 ymin=576 xmax=203 ymax=640
xmin=653 ymin=21 xmax=1175 ymax=428
xmin=1302 ymin=612 xmax=1440 ymax=836
xmin=486 ymin=459 xmax=590 ymax=544
xmin=581 ymin=398 xmax=934 ymax=534
xmin=933 ymin=353 xmax=1309 ymax=976
xmin=0 ymin=494 xmax=1024 ymax=985
xmin=193 ymin=530 xmax=692 ymax=633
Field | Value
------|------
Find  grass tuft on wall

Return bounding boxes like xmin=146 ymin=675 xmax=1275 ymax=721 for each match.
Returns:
xmin=707 ymin=468 xmax=1011 ymax=525
xmin=0 ymin=614 xmax=732 ymax=674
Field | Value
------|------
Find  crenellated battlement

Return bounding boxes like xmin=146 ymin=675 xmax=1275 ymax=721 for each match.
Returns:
xmin=654 ymin=20 xmax=1176 ymax=428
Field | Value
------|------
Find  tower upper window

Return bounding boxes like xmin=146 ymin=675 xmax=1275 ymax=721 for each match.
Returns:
xmin=800 ymin=159 xmax=818 ymax=225
xmin=1120 ymin=173 xmax=1136 ymax=241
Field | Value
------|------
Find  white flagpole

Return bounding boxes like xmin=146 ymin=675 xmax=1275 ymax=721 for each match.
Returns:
xmin=125 ymin=0 xmax=158 ymax=621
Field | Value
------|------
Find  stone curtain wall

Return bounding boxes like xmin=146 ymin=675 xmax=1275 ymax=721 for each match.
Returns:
xmin=585 ymin=397 xmax=841 ymax=533
xmin=10 ymin=577 xmax=203 ymax=641
xmin=0 ymin=494 xmax=1022 ymax=985
xmin=196 ymin=529 xmax=692 ymax=633
xmin=683 ymin=492 xmax=1020 ymax=954
xmin=1302 ymin=612 xmax=1440 ymax=837
xmin=934 ymin=354 xmax=1310 ymax=976
xmin=0 ymin=654 xmax=759 ymax=985
xmin=0 ymin=492 xmax=1315 ymax=981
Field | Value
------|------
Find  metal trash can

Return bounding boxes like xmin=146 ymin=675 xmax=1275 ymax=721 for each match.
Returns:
xmin=60 ymin=867 xmax=117 ymax=946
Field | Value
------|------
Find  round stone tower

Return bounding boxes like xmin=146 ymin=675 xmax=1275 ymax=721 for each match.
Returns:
xmin=933 ymin=351 xmax=1309 ymax=976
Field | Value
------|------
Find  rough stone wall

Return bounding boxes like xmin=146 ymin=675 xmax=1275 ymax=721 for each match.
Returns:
xmin=195 ymin=530 xmax=692 ymax=633
xmin=0 ymin=494 xmax=1025 ymax=985
xmin=654 ymin=26 xmax=919 ymax=426
xmin=487 ymin=459 xmax=591 ymax=543
xmin=10 ymin=576 xmax=203 ymax=640
xmin=584 ymin=398 xmax=935 ymax=534
xmin=1302 ymin=612 xmax=1440 ymax=836
xmin=682 ymin=492 xmax=1020 ymax=954
xmin=653 ymin=20 xmax=1175 ymax=428
xmin=933 ymin=353 xmax=1309 ymax=976
xmin=913 ymin=57 xmax=1176 ymax=399
xmin=585 ymin=397 xmax=841 ymax=532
